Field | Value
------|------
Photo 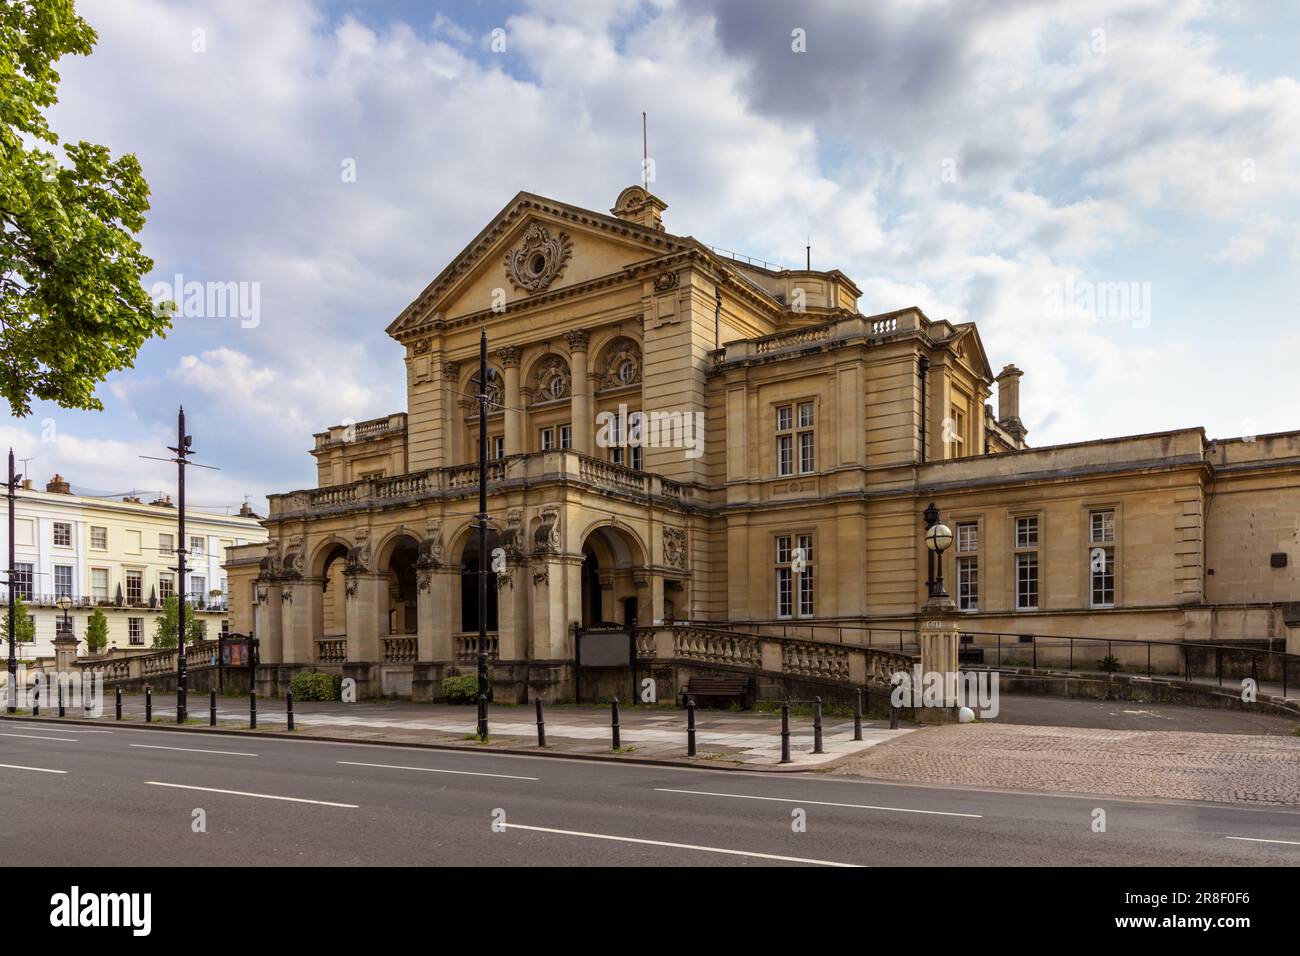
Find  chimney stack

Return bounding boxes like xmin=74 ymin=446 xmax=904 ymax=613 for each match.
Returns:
xmin=995 ymin=364 xmax=1027 ymax=442
xmin=45 ymin=473 xmax=71 ymax=494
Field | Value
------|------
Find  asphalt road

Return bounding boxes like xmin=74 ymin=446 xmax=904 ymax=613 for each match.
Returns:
xmin=2 ymin=718 xmax=1298 ymax=866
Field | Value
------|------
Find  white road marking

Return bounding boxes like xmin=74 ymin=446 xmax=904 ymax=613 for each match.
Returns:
xmin=0 ymin=732 xmax=79 ymax=743
xmin=145 ymin=782 xmax=357 ymax=808
xmin=131 ymin=744 xmax=258 ymax=757
xmin=0 ymin=762 xmax=67 ymax=774
xmin=503 ymin=823 xmax=861 ymax=866
xmin=1226 ymin=836 xmax=1300 ymax=847
xmin=337 ymin=760 xmax=537 ymax=781
xmin=654 ymin=787 xmax=983 ymax=818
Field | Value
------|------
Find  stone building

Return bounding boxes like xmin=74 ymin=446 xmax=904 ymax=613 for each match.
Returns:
xmin=226 ymin=186 xmax=1300 ymax=700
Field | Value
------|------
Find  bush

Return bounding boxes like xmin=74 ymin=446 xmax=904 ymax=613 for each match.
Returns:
xmin=290 ymin=671 xmax=342 ymax=701
xmin=442 ymin=674 xmax=491 ymax=704
xmin=1098 ymin=654 xmax=1122 ymax=673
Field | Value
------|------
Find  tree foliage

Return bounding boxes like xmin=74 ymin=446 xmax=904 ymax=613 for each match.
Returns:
xmin=2 ymin=595 xmax=36 ymax=644
xmin=151 ymin=595 xmax=206 ymax=648
xmin=84 ymin=605 xmax=108 ymax=653
xmin=0 ymin=0 xmax=167 ymax=416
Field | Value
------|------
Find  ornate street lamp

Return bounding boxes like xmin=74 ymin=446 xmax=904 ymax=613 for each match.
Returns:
xmin=55 ymin=594 xmax=73 ymax=636
xmin=923 ymin=505 xmax=953 ymax=599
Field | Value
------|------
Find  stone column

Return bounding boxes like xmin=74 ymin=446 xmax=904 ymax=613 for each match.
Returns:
xmin=417 ymin=564 xmax=455 ymax=662
xmin=442 ymin=361 xmax=461 ymax=466
xmin=280 ymin=578 xmax=314 ymax=665
xmin=499 ymin=346 xmax=523 ymax=455
xmin=916 ymin=594 xmax=961 ymax=723
xmin=566 ymin=331 xmax=593 ymax=455
xmin=53 ymin=633 xmax=79 ymax=674
xmin=254 ymin=581 xmax=284 ymax=663
xmin=344 ymin=571 xmax=384 ymax=663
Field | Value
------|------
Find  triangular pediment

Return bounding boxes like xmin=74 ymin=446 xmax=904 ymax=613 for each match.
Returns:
xmin=948 ymin=322 xmax=995 ymax=383
xmin=387 ymin=192 xmax=691 ymax=339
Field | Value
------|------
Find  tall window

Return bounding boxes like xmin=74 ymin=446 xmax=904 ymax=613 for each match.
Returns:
xmin=191 ymin=576 xmax=207 ymax=605
xmin=1015 ymin=515 xmax=1039 ymax=610
xmin=128 ymin=618 xmax=143 ymax=646
xmin=53 ymin=521 xmax=72 ymax=547
xmin=559 ymin=424 xmax=572 ymax=449
xmin=190 ymin=536 xmax=205 ymax=559
xmin=54 ymin=565 xmax=74 ymax=598
xmin=956 ymin=521 xmax=979 ymax=611
xmin=1089 ymin=509 xmax=1116 ymax=607
xmin=158 ymin=573 xmax=175 ymax=602
xmin=949 ymin=405 xmax=967 ymax=456
xmin=774 ymin=534 xmax=814 ymax=619
xmin=776 ymin=402 xmax=816 ymax=477
xmin=490 ymin=435 xmax=505 ymax=460
xmin=540 ymin=426 xmax=555 ymax=451
xmin=90 ymin=526 xmax=107 ymax=550
xmin=125 ymin=570 xmax=143 ymax=605
xmin=796 ymin=533 xmax=814 ymax=617
xmin=12 ymin=563 xmax=33 ymax=600
xmin=159 ymin=533 xmax=174 ymax=555
xmin=775 ymin=535 xmax=793 ymax=618
xmin=91 ymin=568 xmax=109 ymax=602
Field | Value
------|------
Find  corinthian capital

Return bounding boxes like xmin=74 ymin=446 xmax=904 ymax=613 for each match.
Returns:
xmin=564 ymin=330 xmax=590 ymax=352
xmin=497 ymin=345 xmax=523 ymax=368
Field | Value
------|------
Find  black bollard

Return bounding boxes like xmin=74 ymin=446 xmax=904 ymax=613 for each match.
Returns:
xmin=476 ymin=694 xmax=488 ymax=741
xmin=286 ymin=689 xmax=294 ymax=732
xmin=780 ymin=700 xmax=791 ymax=764
xmin=209 ymin=688 xmax=216 ymax=727
xmin=611 ymin=697 xmax=621 ymax=750
xmin=32 ymin=687 xmax=39 ymax=717
xmin=854 ymin=688 xmax=863 ymax=741
xmin=145 ymin=686 xmax=152 ymax=723
xmin=58 ymin=683 xmax=64 ymax=718
xmin=249 ymin=687 xmax=257 ymax=729
xmin=813 ymin=696 xmax=825 ymax=754
xmin=535 ymin=697 xmax=546 ymax=747
xmin=115 ymin=686 xmax=122 ymax=721
xmin=687 ymin=698 xmax=697 ymax=757
xmin=889 ymin=680 xmax=900 ymax=730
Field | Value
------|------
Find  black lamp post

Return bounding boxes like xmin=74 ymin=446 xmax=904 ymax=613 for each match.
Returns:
xmin=475 ymin=328 xmax=490 ymax=740
xmin=5 ymin=449 xmax=21 ymax=713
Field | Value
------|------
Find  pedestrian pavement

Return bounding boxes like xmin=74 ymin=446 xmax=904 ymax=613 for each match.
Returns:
xmin=84 ymin=694 xmax=917 ymax=768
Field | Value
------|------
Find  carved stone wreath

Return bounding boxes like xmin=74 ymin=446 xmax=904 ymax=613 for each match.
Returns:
xmin=505 ymin=222 xmax=573 ymax=293
xmin=663 ymin=527 xmax=687 ymax=569
xmin=598 ymin=338 xmax=642 ymax=390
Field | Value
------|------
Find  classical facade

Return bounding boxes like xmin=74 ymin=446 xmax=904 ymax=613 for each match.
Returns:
xmin=1 ymin=474 xmax=266 ymax=658
xmin=227 ymin=186 xmax=1300 ymax=701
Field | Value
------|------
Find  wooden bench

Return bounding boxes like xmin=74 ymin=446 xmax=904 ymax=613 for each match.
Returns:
xmin=684 ymin=676 xmax=754 ymax=709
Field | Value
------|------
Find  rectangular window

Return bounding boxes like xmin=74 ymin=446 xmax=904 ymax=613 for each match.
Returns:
xmin=54 ymin=565 xmax=74 ymax=598
xmin=159 ymin=533 xmax=174 ymax=555
xmin=1016 ymin=516 xmax=1039 ymax=548
xmin=53 ymin=521 xmax=72 ymax=547
xmin=559 ymin=424 xmax=572 ymax=449
xmin=631 ymin=444 xmax=643 ymax=471
xmin=799 ymin=431 xmax=815 ymax=473
xmin=491 ymin=436 xmax=505 ymax=460
xmin=1016 ymin=553 xmax=1039 ymax=610
xmin=776 ymin=567 xmax=792 ymax=619
xmin=190 ymin=536 xmax=205 ymax=559
xmin=1089 ymin=509 xmax=1116 ymax=607
xmin=775 ymin=534 xmax=814 ymax=619
xmin=777 ymin=402 xmax=816 ymax=476
xmin=12 ymin=563 xmax=33 ymax=601
xmin=777 ymin=435 xmax=793 ymax=476
xmin=128 ymin=618 xmax=143 ymax=646
xmin=125 ymin=570 xmax=143 ymax=605
xmin=540 ymin=427 xmax=555 ymax=451
xmin=956 ymin=521 xmax=979 ymax=611
xmin=797 ymin=535 xmax=815 ymax=618
xmin=90 ymin=526 xmax=108 ymax=550
xmin=91 ymin=568 xmax=109 ymax=602
xmin=158 ymin=573 xmax=175 ymax=601
xmin=191 ymin=576 xmax=207 ymax=605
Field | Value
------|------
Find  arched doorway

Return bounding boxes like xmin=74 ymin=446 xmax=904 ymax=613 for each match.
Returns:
xmin=460 ymin=529 xmax=499 ymax=633
xmin=580 ymin=525 xmax=646 ymax=628
xmin=380 ymin=535 xmax=420 ymax=636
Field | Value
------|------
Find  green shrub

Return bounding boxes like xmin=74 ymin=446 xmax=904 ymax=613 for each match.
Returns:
xmin=442 ymin=674 xmax=491 ymax=704
xmin=290 ymin=671 xmax=342 ymax=701
xmin=1098 ymin=654 xmax=1122 ymax=673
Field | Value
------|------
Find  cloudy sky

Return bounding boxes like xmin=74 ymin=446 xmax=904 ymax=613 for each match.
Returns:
xmin=5 ymin=0 xmax=1300 ymax=511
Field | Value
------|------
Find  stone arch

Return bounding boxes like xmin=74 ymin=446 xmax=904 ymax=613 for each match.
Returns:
xmin=375 ymin=530 xmax=420 ymax=637
xmin=307 ymin=537 xmax=352 ymax=650
xmin=579 ymin=522 xmax=649 ymax=627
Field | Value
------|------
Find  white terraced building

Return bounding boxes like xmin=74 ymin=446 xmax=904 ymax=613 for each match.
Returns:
xmin=1 ymin=474 xmax=267 ymax=660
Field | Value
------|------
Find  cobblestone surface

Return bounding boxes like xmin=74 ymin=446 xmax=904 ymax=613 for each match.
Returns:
xmin=833 ymin=722 xmax=1300 ymax=805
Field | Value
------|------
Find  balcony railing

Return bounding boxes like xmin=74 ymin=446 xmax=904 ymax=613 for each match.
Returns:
xmin=270 ymin=450 xmax=688 ymax=519
xmin=0 ymin=591 xmax=229 ymax=613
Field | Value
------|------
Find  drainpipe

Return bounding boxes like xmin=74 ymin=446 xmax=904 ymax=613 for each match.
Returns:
xmin=714 ymin=285 xmax=722 ymax=350
xmin=918 ymin=355 xmax=929 ymax=464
